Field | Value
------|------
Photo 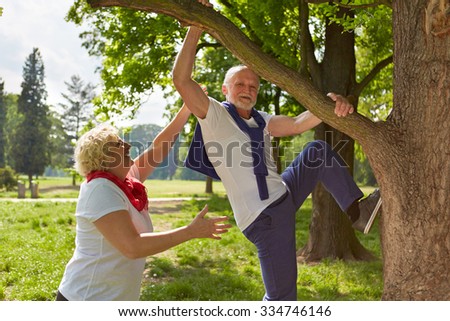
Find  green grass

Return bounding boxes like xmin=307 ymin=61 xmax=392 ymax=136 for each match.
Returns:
xmin=0 ymin=182 xmax=382 ymax=301
xmin=142 ymin=196 xmax=265 ymax=300
xmin=0 ymin=201 xmax=77 ymax=300
xmin=141 ymin=196 xmax=382 ymax=301
xmin=145 ymin=179 xmax=226 ymax=198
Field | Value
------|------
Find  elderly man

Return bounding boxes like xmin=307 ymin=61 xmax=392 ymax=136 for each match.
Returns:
xmin=173 ymin=21 xmax=381 ymax=301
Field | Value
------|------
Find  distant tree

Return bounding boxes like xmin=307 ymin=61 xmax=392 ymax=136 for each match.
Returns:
xmin=48 ymin=111 xmax=73 ymax=172
xmin=10 ymin=48 xmax=51 ymax=188
xmin=0 ymin=78 xmax=5 ymax=167
xmin=3 ymin=94 xmax=20 ymax=168
xmin=58 ymin=75 xmax=96 ymax=185
xmin=59 ymin=75 xmax=96 ymax=141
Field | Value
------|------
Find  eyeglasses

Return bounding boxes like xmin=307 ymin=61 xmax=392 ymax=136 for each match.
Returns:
xmin=104 ymin=140 xmax=127 ymax=150
xmin=112 ymin=140 xmax=125 ymax=148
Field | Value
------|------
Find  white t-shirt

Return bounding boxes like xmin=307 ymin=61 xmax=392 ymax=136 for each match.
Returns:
xmin=58 ymin=166 xmax=153 ymax=301
xmin=198 ymin=98 xmax=287 ymax=231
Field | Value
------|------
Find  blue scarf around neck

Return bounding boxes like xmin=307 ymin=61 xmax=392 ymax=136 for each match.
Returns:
xmin=185 ymin=102 xmax=269 ymax=200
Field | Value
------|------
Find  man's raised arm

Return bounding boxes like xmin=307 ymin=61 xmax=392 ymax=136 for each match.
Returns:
xmin=172 ymin=27 xmax=210 ymax=119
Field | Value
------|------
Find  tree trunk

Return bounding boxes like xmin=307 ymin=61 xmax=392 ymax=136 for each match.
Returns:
xmin=366 ymin=0 xmax=450 ymax=300
xmin=298 ymin=7 xmax=374 ymax=261
xmin=205 ymin=176 xmax=213 ymax=194
xmin=28 ymin=173 xmax=33 ymax=190
xmin=299 ymin=125 xmax=375 ymax=261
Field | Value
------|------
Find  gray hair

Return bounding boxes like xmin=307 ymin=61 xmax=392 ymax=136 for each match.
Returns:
xmin=223 ymin=65 xmax=260 ymax=86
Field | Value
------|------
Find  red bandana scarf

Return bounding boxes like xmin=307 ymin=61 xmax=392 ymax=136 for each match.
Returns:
xmin=86 ymin=171 xmax=148 ymax=212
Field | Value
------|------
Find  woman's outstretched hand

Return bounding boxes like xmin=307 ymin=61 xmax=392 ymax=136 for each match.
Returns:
xmin=188 ymin=205 xmax=232 ymax=240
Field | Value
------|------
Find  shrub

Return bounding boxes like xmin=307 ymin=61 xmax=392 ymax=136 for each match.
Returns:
xmin=0 ymin=166 xmax=17 ymax=191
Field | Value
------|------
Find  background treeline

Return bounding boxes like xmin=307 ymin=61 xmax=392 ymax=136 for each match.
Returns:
xmin=0 ymin=48 xmax=205 ymax=187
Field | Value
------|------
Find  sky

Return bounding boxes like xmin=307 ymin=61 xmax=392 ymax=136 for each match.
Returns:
xmin=0 ymin=0 xmax=167 ymax=127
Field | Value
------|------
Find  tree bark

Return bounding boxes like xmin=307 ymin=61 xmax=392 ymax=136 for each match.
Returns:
xmin=86 ymin=0 xmax=450 ymax=300
xmin=375 ymin=0 xmax=450 ymax=300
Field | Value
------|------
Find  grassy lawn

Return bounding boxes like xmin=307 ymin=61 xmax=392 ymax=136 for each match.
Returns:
xmin=0 ymin=187 xmax=383 ymax=301
xmin=0 ymin=201 xmax=77 ymax=300
xmin=145 ymin=179 xmax=226 ymax=198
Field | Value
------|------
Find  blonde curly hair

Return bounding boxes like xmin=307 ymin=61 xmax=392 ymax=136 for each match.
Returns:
xmin=74 ymin=124 xmax=120 ymax=177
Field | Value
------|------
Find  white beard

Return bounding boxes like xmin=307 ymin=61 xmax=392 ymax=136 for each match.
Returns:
xmin=229 ymin=95 xmax=256 ymax=111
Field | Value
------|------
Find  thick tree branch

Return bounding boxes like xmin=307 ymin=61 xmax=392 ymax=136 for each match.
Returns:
xmin=354 ymin=55 xmax=393 ymax=97
xmin=87 ymin=0 xmax=379 ymax=145
xmin=196 ymin=42 xmax=221 ymax=51
xmin=306 ymin=0 xmax=392 ymax=9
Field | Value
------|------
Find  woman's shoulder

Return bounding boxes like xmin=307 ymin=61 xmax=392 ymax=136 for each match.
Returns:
xmin=79 ymin=177 xmax=117 ymax=194
xmin=76 ymin=179 xmax=128 ymax=221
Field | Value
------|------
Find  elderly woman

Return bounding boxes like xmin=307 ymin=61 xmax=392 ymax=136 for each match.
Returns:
xmin=57 ymin=105 xmax=230 ymax=301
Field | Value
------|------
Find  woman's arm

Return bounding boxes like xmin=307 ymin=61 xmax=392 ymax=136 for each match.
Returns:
xmin=94 ymin=205 xmax=231 ymax=259
xmin=133 ymin=104 xmax=191 ymax=182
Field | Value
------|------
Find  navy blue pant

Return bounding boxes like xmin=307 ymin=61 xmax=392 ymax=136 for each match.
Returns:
xmin=243 ymin=140 xmax=363 ymax=301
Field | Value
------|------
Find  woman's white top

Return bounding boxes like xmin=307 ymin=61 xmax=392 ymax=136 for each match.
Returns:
xmin=58 ymin=166 xmax=153 ymax=301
